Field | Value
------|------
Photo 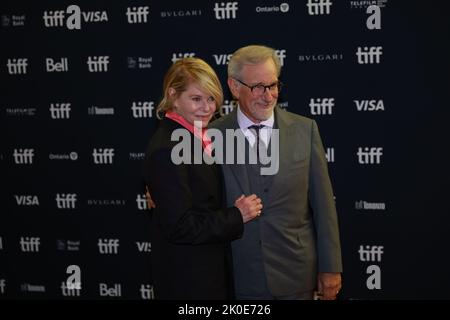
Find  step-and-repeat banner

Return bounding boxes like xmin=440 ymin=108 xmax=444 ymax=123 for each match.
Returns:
xmin=1 ymin=0 xmax=449 ymax=299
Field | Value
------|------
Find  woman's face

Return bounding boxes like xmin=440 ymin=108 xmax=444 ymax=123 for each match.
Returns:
xmin=171 ymin=82 xmax=216 ymax=128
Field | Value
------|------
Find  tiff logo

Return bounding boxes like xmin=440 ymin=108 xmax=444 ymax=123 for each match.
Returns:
xmin=325 ymin=147 xmax=335 ymax=163
xmin=92 ymin=148 xmax=114 ymax=164
xmin=357 ymin=147 xmax=383 ymax=164
xmin=275 ymin=49 xmax=286 ymax=66
xmin=99 ymin=283 xmax=121 ymax=297
xmin=171 ymin=53 xmax=195 ymax=64
xmin=20 ymin=237 xmax=41 ymax=252
xmin=46 ymin=58 xmax=68 ymax=72
xmin=356 ymin=46 xmax=382 ymax=64
xmin=65 ymin=265 xmax=81 ymax=294
xmin=359 ymin=245 xmax=384 ymax=262
xmin=307 ymin=0 xmax=332 ymax=15
xmin=0 ymin=279 xmax=5 ymax=294
xmin=136 ymin=241 xmax=151 ymax=253
xmin=50 ymin=103 xmax=71 ymax=119
xmin=126 ymin=6 xmax=149 ymax=23
xmin=87 ymin=56 xmax=109 ymax=72
xmin=136 ymin=194 xmax=148 ymax=210
xmin=56 ymin=193 xmax=77 ymax=209
xmin=131 ymin=101 xmax=154 ymax=118
xmin=6 ymin=58 xmax=28 ymax=74
xmin=98 ymin=239 xmax=119 ymax=254
xmin=221 ymin=100 xmax=238 ymax=116
xmin=43 ymin=5 xmax=108 ymax=29
xmin=309 ymin=98 xmax=334 ymax=115
xmin=354 ymin=99 xmax=385 ymax=111
xmin=214 ymin=2 xmax=238 ymax=19
xmin=13 ymin=149 xmax=34 ymax=164
xmin=140 ymin=284 xmax=154 ymax=300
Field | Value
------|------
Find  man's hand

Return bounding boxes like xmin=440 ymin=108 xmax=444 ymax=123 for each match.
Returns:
xmin=145 ymin=186 xmax=156 ymax=209
xmin=234 ymin=194 xmax=263 ymax=223
xmin=316 ymin=272 xmax=342 ymax=300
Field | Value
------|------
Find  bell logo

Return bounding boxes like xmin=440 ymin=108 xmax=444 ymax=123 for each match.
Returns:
xmin=214 ymin=2 xmax=238 ymax=20
xmin=325 ymin=147 xmax=335 ymax=163
xmin=0 ymin=279 xmax=5 ymax=294
xmin=99 ymin=283 xmax=122 ymax=297
xmin=46 ymin=58 xmax=68 ymax=72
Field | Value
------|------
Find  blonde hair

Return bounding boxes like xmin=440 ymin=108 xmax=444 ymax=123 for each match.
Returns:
xmin=157 ymin=57 xmax=223 ymax=118
xmin=228 ymin=45 xmax=281 ymax=79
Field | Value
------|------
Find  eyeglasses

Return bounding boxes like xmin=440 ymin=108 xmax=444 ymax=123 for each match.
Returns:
xmin=233 ymin=78 xmax=283 ymax=96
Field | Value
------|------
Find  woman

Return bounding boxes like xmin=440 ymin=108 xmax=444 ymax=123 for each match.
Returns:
xmin=143 ymin=57 xmax=262 ymax=300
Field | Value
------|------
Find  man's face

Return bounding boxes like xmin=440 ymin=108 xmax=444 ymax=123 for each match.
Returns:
xmin=228 ymin=59 xmax=279 ymax=123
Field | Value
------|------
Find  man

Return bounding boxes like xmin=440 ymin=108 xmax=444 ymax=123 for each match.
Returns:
xmin=210 ymin=45 xmax=342 ymax=300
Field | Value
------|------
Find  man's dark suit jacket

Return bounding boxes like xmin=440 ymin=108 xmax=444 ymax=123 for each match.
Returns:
xmin=143 ymin=118 xmax=243 ymax=300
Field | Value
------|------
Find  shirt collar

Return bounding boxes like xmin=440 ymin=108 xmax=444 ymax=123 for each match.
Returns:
xmin=237 ymin=104 xmax=274 ymax=130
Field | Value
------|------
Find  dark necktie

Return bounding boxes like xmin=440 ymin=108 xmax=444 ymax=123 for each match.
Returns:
xmin=248 ymin=124 xmax=264 ymax=161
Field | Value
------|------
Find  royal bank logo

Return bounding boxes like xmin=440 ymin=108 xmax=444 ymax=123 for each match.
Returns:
xmin=57 ymin=239 xmax=81 ymax=251
xmin=43 ymin=5 xmax=108 ymax=29
xmin=98 ymin=239 xmax=119 ymax=254
xmin=255 ymin=3 xmax=289 ymax=13
xmin=20 ymin=283 xmax=46 ymax=293
xmin=88 ymin=106 xmax=114 ymax=116
xmin=214 ymin=2 xmax=238 ymax=19
xmin=49 ymin=152 xmax=78 ymax=161
xmin=15 ymin=195 xmax=39 ymax=206
xmin=171 ymin=53 xmax=195 ymax=64
xmin=20 ymin=237 xmax=41 ymax=252
xmin=13 ymin=148 xmax=34 ymax=164
xmin=355 ymin=200 xmax=386 ymax=210
xmin=56 ymin=193 xmax=77 ymax=209
xmin=350 ymin=0 xmax=387 ymax=9
xmin=309 ymin=98 xmax=334 ymax=115
xmin=46 ymin=57 xmax=68 ymax=72
xmin=278 ymin=101 xmax=289 ymax=109
xmin=92 ymin=148 xmax=114 ymax=164
xmin=136 ymin=194 xmax=148 ymax=210
xmin=87 ymin=56 xmax=109 ymax=72
xmin=131 ymin=101 xmax=154 ymax=118
xmin=5 ymin=107 xmax=37 ymax=116
xmin=356 ymin=46 xmax=383 ymax=64
xmin=357 ymin=147 xmax=383 ymax=164
xmin=127 ymin=57 xmax=152 ymax=69
xmin=298 ymin=53 xmax=344 ymax=63
xmin=1 ymin=14 xmax=26 ymax=27
xmin=50 ymin=103 xmax=71 ymax=119
xmin=140 ymin=284 xmax=154 ymax=299
xmin=354 ymin=99 xmax=385 ymax=111
xmin=126 ymin=6 xmax=149 ymax=23
xmin=161 ymin=8 xmax=202 ymax=18
xmin=6 ymin=58 xmax=28 ymax=74
xmin=306 ymin=0 xmax=332 ymax=15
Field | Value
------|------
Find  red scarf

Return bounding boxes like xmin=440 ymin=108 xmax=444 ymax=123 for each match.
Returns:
xmin=165 ymin=111 xmax=212 ymax=157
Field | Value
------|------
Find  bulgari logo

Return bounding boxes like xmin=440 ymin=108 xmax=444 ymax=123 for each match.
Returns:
xmin=160 ymin=9 xmax=202 ymax=18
